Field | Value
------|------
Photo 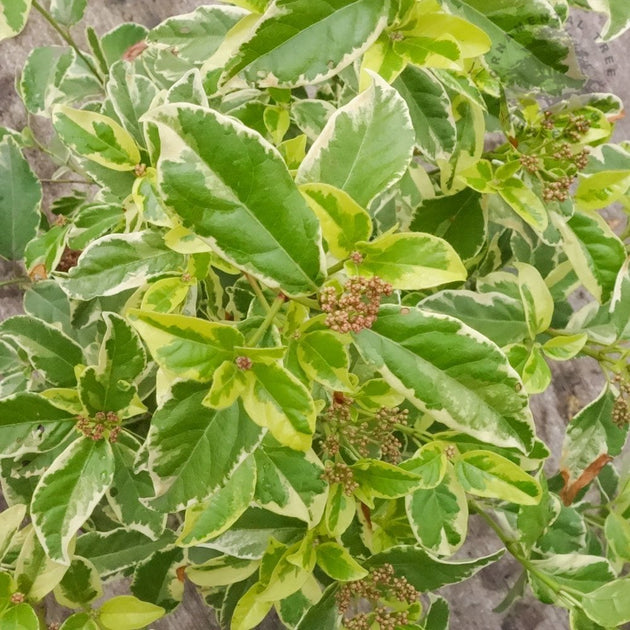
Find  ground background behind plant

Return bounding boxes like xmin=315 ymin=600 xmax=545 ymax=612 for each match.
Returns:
xmin=0 ymin=2 xmax=629 ymax=629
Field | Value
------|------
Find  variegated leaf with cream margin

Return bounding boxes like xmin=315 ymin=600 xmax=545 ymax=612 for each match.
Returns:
xmin=52 ymin=105 xmax=141 ymax=171
xmin=454 ymin=450 xmax=542 ymax=505
xmin=253 ymin=440 xmax=328 ymax=525
xmin=298 ymin=183 xmax=372 ymax=260
xmin=348 ymin=232 xmax=467 ymax=290
xmin=240 ymin=362 xmax=317 ymax=451
xmin=143 ymin=103 xmax=324 ymax=296
xmin=222 ymin=0 xmax=390 ymax=88
xmin=31 ymin=438 xmax=115 ymax=564
xmin=127 ymin=310 xmax=243 ymax=383
xmin=514 ymin=263 xmax=554 ymax=338
xmin=406 ymin=468 xmax=468 ymax=556
xmin=296 ymin=73 xmax=414 ymax=207
xmin=142 ymin=383 xmax=264 ymax=513
xmin=60 ymin=230 xmax=185 ymax=300
xmin=19 ymin=46 xmax=102 ymax=117
xmin=580 ymin=0 xmax=630 ymax=40
xmin=0 ymin=0 xmax=31 ymax=40
xmin=420 ymin=290 xmax=528 ymax=347
xmin=354 ymin=305 xmax=536 ymax=454
xmin=178 ymin=455 xmax=258 ymax=546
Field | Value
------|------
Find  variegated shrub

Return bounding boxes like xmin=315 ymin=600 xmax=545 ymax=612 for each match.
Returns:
xmin=1 ymin=0 xmax=630 ymax=629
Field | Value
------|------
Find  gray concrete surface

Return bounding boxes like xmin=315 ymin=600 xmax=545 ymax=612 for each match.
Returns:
xmin=1 ymin=3 xmax=629 ymax=629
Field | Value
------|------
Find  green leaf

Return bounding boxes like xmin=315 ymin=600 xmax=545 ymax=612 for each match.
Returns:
xmin=128 ymin=310 xmax=242 ymax=382
xmin=0 ymin=137 xmax=41 ymax=260
xmin=541 ymin=333 xmax=588 ymax=361
xmin=242 ymin=362 xmax=316 ymax=451
xmin=316 ymin=542 xmax=367 ymax=581
xmin=203 ymin=508 xmax=306 ymax=560
xmin=443 ymin=0 xmax=582 ymax=93
xmin=0 ymin=0 xmax=32 ymax=40
xmin=52 ymin=105 xmax=141 ymax=171
xmin=520 ymin=345 xmax=551 ymax=395
xmin=231 ymin=583 xmax=274 ymax=630
xmin=455 ymin=450 xmax=542 ymax=505
xmin=350 ymin=232 xmax=467 ymax=290
xmin=148 ymin=5 xmax=247 ymax=65
xmin=19 ymin=46 xmax=101 ymax=116
xmin=366 ymin=545 xmax=504 ymax=591
xmin=131 ymin=547 xmax=185 ymax=613
xmin=75 ymin=529 xmax=176 ymax=578
xmin=498 ymin=177 xmax=548 ymax=233
xmin=186 ymin=555 xmax=259 ymax=588
xmin=605 ymin=511 xmax=630 ymax=562
xmin=354 ymin=306 xmax=535 ymax=454
xmin=351 ymin=459 xmax=423 ymax=506
xmin=296 ymin=74 xmax=414 ymax=207
xmin=597 ymin=0 xmax=630 ymax=40
xmin=222 ymin=0 xmax=389 ymax=87
xmin=0 ymin=315 xmax=83 ymax=387
xmin=528 ymin=554 xmax=615 ymax=604
xmin=144 ymin=103 xmax=324 ymax=296
xmin=514 ymin=263 xmax=553 ymax=336
xmin=50 ymin=0 xmax=87 ymax=25
xmin=99 ymin=595 xmax=164 ymax=630
xmin=401 ymin=443 xmax=448 ymax=489
xmin=582 ymin=578 xmax=630 ymax=626
xmin=294 ymin=583 xmax=340 ymax=630
xmin=60 ymin=230 xmax=185 ymax=300
xmin=54 ymin=556 xmax=102 ymax=609
xmin=421 ymin=290 xmax=527 ymax=347
xmin=15 ymin=526 xmax=70 ymax=600
xmin=406 ymin=469 xmax=468 ymax=556
xmin=394 ymin=65 xmax=455 ymax=161
xmin=31 ymin=438 xmax=115 ymax=564
xmin=424 ymin=596 xmax=450 ymax=630
xmin=0 ymin=392 xmax=75 ymax=458
xmin=296 ymin=330 xmax=353 ymax=391
xmin=253 ymin=442 xmax=328 ymax=526
xmin=299 ymin=183 xmax=372 ymax=260
xmin=100 ymin=23 xmax=148 ymax=67
xmin=60 ymin=612 xmax=99 ymax=630
xmin=560 ymin=386 xmax=628 ymax=488
xmin=108 ymin=440 xmax=166 ymax=539
xmin=0 ymin=504 xmax=26 ymax=560
xmin=554 ymin=211 xmax=626 ymax=303
xmin=178 ymin=456 xmax=257 ymax=546
xmin=0 ymin=603 xmax=39 ymax=629
xmin=145 ymin=384 xmax=264 ymax=512
xmin=409 ymin=189 xmax=486 ymax=262
xmin=106 ymin=61 xmax=158 ymax=149
xmin=68 ymin=203 xmax=125 ymax=250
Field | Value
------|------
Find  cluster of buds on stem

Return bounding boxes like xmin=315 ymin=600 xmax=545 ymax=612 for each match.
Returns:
xmin=10 ymin=592 xmax=25 ymax=604
xmin=612 ymin=374 xmax=630 ymax=428
xmin=337 ymin=563 xmax=419 ymax=630
xmin=321 ymin=461 xmax=359 ymax=496
xmin=542 ymin=176 xmax=573 ymax=202
xmin=321 ymin=394 xmax=409 ymax=463
xmin=320 ymin=276 xmax=392 ymax=334
xmin=76 ymin=411 xmax=122 ymax=442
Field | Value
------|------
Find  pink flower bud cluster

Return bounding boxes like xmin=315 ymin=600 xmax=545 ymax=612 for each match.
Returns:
xmin=235 ymin=355 xmax=253 ymax=371
xmin=76 ymin=411 xmax=121 ymax=442
xmin=320 ymin=276 xmax=392 ymax=334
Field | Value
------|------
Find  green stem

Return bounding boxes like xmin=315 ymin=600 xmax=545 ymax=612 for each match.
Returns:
xmin=290 ymin=295 xmax=321 ymax=310
xmin=472 ymin=502 xmax=585 ymax=609
xmin=0 ymin=277 xmax=30 ymax=288
xmin=327 ymin=259 xmax=346 ymax=275
xmin=246 ymin=274 xmax=271 ymax=313
xmin=248 ymin=294 xmax=286 ymax=346
xmin=32 ymin=0 xmax=104 ymax=85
